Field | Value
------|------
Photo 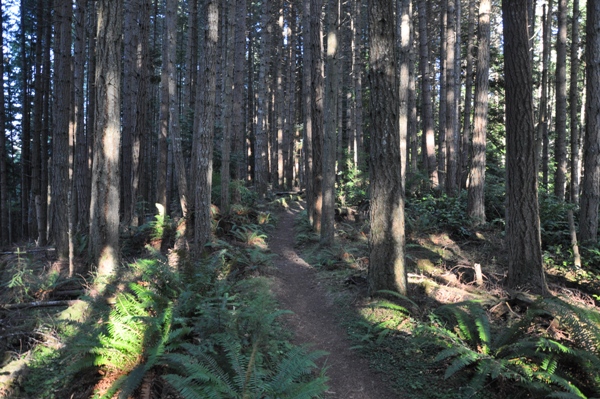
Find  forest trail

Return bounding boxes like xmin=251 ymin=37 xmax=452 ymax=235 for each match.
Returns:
xmin=269 ymin=205 xmax=398 ymax=399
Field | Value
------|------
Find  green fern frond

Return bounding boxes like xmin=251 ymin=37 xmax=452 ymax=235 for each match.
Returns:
xmin=444 ymin=351 xmax=481 ymax=379
xmin=373 ymin=290 xmax=420 ymax=310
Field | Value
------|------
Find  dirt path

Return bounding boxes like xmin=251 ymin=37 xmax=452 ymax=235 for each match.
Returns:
xmin=269 ymin=206 xmax=398 ymax=399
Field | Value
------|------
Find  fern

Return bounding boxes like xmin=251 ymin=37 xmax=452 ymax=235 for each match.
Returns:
xmin=164 ymin=338 xmax=328 ymax=399
xmin=82 ymin=283 xmax=181 ymax=399
xmin=426 ymin=300 xmax=600 ymax=398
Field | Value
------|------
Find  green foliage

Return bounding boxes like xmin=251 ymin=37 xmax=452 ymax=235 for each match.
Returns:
xmin=350 ymin=291 xmax=418 ymax=348
xmin=148 ymin=204 xmax=173 ymax=241
xmin=1 ymin=249 xmax=65 ymax=303
xmin=425 ymin=299 xmax=600 ymax=398
xmin=337 ymin=160 xmax=368 ymax=207
xmin=164 ymin=337 xmax=328 ymax=399
xmin=294 ymin=210 xmax=319 ymax=246
xmin=406 ymin=192 xmax=472 ymax=238
xmin=539 ymin=192 xmax=574 ymax=247
xmin=80 ymin=282 xmax=185 ymax=399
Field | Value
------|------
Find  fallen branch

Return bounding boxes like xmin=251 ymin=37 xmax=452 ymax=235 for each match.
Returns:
xmin=0 ymin=299 xmax=82 ymax=310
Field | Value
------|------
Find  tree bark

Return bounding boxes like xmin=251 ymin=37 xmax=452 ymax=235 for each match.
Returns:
xmin=397 ymin=0 xmax=411 ymax=188
xmin=254 ymin=0 xmax=272 ymax=199
xmin=417 ymin=0 xmax=438 ymax=189
xmin=368 ymin=0 xmax=407 ymax=296
xmin=220 ymin=0 xmax=237 ymax=214
xmin=445 ymin=0 xmax=458 ymax=195
xmin=502 ymin=0 xmax=548 ymax=295
xmin=467 ymin=0 xmax=491 ymax=226
xmin=554 ymin=0 xmax=568 ymax=201
xmin=310 ymin=0 xmax=324 ymax=233
xmin=193 ymin=0 xmax=218 ymax=250
xmin=460 ymin=0 xmax=476 ymax=190
xmin=90 ymin=0 xmax=123 ymax=279
xmin=569 ymin=0 xmax=581 ymax=204
xmin=51 ymin=0 xmax=73 ymax=260
xmin=580 ymin=0 xmax=600 ymax=243
xmin=321 ymin=0 xmax=339 ymax=247
xmin=232 ymin=0 xmax=247 ymax=183
xmin=73 ymin=0 xmax=90 ymax=234
xmin=0 ymin=0 xmax=8 ymax=244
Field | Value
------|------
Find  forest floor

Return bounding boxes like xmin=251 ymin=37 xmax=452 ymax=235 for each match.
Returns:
xmin=269 ymin=204 xmax=398 ymax=399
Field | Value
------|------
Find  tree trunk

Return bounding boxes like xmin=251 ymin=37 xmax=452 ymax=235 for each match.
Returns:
xmin=193 ymin=0 xmax=218 ymax=250
xmin=352 ymin=0 xmax=364 ymax=170
xmin=397 ymin=0 xmax=411 ymax=188
xmin=538 ymin=2 xmax=552 ymax=189
xmin=460 ymin=0 xmax=476 ymax=190
xmin=51 ymin=0 xmax=73 ymax=260
xmin=232 ymin=0 xmax=247 ymax=184
xmin=310 ymin=0 xmax=324 ymax=233
xmin=90 ymin=0 xmax=123 ymax=279
xmin=579 ymin=0 xmax=600 ymax=243
xmin=467 ymin=0 xmax=491 ymax=226
xmin=445 ymin=0 xmax=458 ymax=196
xmin=321 ymin=0 xmax=339 ymax=247
xmin=73 ymin=0 xmax=90 ymax=234
xmin=569 ymin=0 xmax=581 ymax=204
xmin=0 ymin=0 xmax=8 ymax=244
xmin=438 ymin=0 xmax=447 ymax=192
xmin=20 ymin=1 xmax=31 ymax=241
xmin=302 ymin=0 xmax=315 ymax=223
xmin=220 ymin=0 xmax=237 ymax=214
xmin=368 ymin=0 xmax=407 ymax=296
xmin=417 ymin=0 xmax=438 ymax=189
xmin=502 ymin=0 xmax=548 ymax=295
xmin=254 ymin=0 xmax=272 ymax=199
xmin=554 ymin=0 xmax=568 ymax=201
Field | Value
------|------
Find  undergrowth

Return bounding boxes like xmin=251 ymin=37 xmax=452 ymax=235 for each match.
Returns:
xmin=6 ymin=199 xmax=326 ymax=399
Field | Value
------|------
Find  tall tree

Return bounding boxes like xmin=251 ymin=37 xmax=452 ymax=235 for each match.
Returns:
xmin=538 ymin=2 xmax=552 ymax=188
xmin=165 ymin=0 xmax=189 ymax=218
xmin=193 ymin=0 xmax=218 ymax=249
xmin=0 ymin=0 xmax=8 ymax=244
xmin=321 ymin=0 xmax=339 ymax=246
xmin=502 ymin=0 xmax=548 ymax=294
xmin=460 ymin=0 xmax=476 ymax=189
xmin=554 ymin=0 xmax=568 ymax=200
xmin=467 ymin=0 xmax=491 ymax=226
xmin=220 ymin=0 xmax=236 ymax=214
xmin=31 ymin=0 xmax=47 ymax=244
xmin=254 ymin=0 xmax=272 ymax=198
xmin=445 ymin=0 xmax=459 ymax=195
xmin=310 ymin=0 xmax=324 ymax=233
xmin=302 ymin=0 xmax=315 ymax=224
xmin=232 ymin=0 xmax=247 ymax=183
xmin=73 ymin=0 xmax=90 ymax=233
xmin=90 ymin=0 xmax=123 ymax=278
xmin=368 ymin=0 xmax=407 ymax=295
xmin=579 ymin=0 xmax=600 ymax=243
xmin=352 ymin=0 xmax=364 ymax=170
xmin=51 ymin=0 xmax=73 ymax=260
xmin=438 ymin=0 xmax=448 ymax=191
xmin=417 ymin=0 xmax=438 ymax=188
xmin=569 ymin=0 xmax=581 ymax=204
xmin=20 ymin=0 xmax=31 ymax=240
xmin=397 ymin=0 xmax=411 ymax=187
xmin=122 ymin=0 xmax=149 ymax=226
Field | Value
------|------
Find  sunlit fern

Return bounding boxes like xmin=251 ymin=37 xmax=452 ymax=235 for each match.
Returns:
xmin=427 ymin=300 xmax=600 ymax=398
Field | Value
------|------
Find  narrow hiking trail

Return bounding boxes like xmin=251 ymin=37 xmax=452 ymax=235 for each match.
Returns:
xmin=269 ymin=205 xmax=398 ymax=399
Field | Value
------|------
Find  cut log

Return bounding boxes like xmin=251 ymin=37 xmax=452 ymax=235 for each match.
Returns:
xmin=0 ymin=299 xmax=82 ymax=310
